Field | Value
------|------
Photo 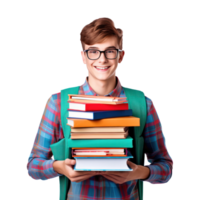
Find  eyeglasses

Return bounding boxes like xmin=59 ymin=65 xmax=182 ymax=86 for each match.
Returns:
xmin=84 ymin=49 xmax=122 ymax=60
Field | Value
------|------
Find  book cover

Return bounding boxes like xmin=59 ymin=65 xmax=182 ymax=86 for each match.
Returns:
xmin=68 ymin=102 xmax=129 ymax=111
xmin=67 ymin=116 xmax=140 ymax=127
xmin=68 ymin=109 xmax=132 ymax=120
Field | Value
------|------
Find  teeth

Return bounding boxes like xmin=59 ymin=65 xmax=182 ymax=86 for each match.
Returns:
xmin=95 ymin=66 xmax=109 ymax=69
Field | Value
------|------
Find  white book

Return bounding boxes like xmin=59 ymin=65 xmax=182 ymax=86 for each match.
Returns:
xmin=74 ymin=149 xmax=124 ymax=152
xmin=69 ymin=103 xmax=85 ymax=111
xmin=68 ymin=111 xmax=93 ymax=119
xmin=74 ymin=152 xmax=107 ymax=155
xmin=74 ymin=156 xmax=133 ymax=171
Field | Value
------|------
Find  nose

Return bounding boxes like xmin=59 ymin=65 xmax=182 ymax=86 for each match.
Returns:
xmin=98 ymin=51 xmax=107 ymax=63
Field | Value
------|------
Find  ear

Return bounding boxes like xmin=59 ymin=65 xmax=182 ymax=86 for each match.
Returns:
xmin=80 ymin=50 xmax=86 ymax=67
xmin=119 ymin=51 xmax=125 ymax=64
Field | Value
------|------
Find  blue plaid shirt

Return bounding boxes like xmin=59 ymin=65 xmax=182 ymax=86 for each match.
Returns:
xmin=27 ymin=77 xmax=173 ymax=200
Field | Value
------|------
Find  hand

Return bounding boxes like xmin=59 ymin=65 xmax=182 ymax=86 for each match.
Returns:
xmin=53 ymin=159 xmax=97 ymax=182
xmin=99 ymin=160 xmax=150 ymax=184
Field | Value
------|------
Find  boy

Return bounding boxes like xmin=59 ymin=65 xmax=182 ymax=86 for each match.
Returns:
xmin=27 ymin=18 xmax=173 ymax=200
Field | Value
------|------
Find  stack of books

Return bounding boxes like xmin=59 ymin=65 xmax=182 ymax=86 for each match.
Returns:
xmin=67 ymin=94 xmax=140 ymax=171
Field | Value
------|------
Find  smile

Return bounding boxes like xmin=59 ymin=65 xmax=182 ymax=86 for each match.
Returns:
xmin=94 ymin=66 xmax=111 ymax=70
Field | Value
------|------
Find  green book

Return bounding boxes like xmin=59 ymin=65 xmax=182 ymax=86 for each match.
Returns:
xmin=68 ymin=136 xmax=133 ymax=148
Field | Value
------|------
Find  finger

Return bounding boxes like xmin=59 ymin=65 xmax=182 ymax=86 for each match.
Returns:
xmin=73 ymin=169 xmax=97 ymax=175
xmin=71 ymin=173 xmax=96 ymax=183
xmin=102 ymin=174 xmax=122 ymax=179
xmin=100 ymin=171 xmax=127 ymax=178
xmin=64 ymin=162 xmax=96 ymax=178
xmin=70 ymin=170 xmax=97 ymax=178
xmin=102 ymin=175 xmax=122 ymax=184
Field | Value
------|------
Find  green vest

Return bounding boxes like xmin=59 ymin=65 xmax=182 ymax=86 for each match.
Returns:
xmin=50 ymin=86 xmax=147 ymax=200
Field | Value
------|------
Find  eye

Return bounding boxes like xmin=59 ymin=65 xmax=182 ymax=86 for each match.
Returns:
xmin=88 ymin=50 xmax=98 ymax=54
xmin=107 ymin=50 xmax=115 ymax=53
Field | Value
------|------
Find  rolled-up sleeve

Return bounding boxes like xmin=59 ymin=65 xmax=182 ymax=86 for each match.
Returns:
xmin=27 ymin=95 xmax=62 ymax=180
xmin=143 ymin=97 xmax=173 ymax=183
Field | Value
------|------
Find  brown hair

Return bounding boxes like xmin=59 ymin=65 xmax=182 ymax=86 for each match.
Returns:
xmin=80 ymin=18 xmax=123 ymax=50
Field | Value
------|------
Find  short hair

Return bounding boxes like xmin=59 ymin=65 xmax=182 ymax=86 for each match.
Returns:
xmin=80 ymin=18 xmax=123 ymax=50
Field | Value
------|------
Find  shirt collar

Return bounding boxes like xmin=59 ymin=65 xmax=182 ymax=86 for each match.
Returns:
xmin=79 ymin=76 xmax=122 ymax=97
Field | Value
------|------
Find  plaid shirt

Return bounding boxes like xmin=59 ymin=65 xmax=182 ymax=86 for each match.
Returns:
xmin=27 ymin=77 xmax=173 ymax=200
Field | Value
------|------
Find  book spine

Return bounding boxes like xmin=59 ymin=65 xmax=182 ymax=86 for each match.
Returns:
xmin=93 ymin=110 xmax=132 ymax=120
xmin=69 ymin=117 xmax=140 ymax=127
xmin=72 ymin=154 xmax=127 ymax=158
xmin=72 ymin=155 xmax=127 ymax=157
xmin=72 ymin=147 xmax=123 ymax=150
xmin=88 ymin=103 xmax=129 ymax=111
xmin=74 ymin=156 xmax=133 ymax=159
xmin=68 ymin=99 xmax=128 ymax=104
xmin=68 ymin=103 xmax=129 ymax=111
xmin=74 ymin=151 xmax=110 ymax=152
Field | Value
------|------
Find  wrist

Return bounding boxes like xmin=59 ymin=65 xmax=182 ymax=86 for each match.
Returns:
xmin=53 ymin=160 xmax=64 ymax=175
xmin=138 ymin=165 xmax=150 ymax=180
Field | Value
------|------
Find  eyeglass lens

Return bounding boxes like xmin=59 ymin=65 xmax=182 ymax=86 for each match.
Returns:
xmin=87 ymin=49 xmax=118 ymax=59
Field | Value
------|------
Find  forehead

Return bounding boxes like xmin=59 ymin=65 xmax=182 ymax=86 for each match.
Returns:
xmin=85 ymin=37 xmax=119 ymax=50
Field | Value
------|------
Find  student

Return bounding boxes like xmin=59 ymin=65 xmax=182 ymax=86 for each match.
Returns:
xmin=27 ymin=18 xmax=173 ymax=200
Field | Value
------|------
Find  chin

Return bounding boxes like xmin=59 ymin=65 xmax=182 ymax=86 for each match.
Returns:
xmin=94 ymin=74 xmax=114 ymax=81
xmin=94 ymin=76 xmax=108 ymax=81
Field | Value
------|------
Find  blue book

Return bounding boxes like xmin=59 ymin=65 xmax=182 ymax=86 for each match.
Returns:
xmin=68 ymin=109 xmax=132 ymax=120
xmin=73 ymin=156 xmax=133 ymax=171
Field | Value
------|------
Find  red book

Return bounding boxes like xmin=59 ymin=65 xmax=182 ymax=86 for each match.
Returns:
xmin=71 ymin=148 xmax=127 ymax=157
xmin=68 ymin=102 xmax=129 ymax=111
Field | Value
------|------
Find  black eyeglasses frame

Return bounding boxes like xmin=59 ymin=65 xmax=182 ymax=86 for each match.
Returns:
xmin=83 ymin=49 xmax=123 ymax=60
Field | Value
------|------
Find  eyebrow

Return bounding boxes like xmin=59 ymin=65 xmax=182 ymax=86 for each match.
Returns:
xmin=88 ymin=46 xmax=117 ymax=50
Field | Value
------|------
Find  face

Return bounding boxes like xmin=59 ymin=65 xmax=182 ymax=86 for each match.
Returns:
xmin=81 ymin=36 xmax=125 ymax=82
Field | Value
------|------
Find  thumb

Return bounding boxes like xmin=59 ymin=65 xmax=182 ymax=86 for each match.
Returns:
xmin=65 ymin=158 xmax=76 ymax=166
xmin=127 ymin=160 xmax=137 ymax=170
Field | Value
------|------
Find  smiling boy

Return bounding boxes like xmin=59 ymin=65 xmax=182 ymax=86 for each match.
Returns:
xmin=27 ymin=18 xmax=173 ymax=200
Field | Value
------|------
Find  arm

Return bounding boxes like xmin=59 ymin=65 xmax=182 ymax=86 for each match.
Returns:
xmin=27 ymin=95 xmax=62 ymax=180
xmin=143 ymin=97 xmax=173 ymax=183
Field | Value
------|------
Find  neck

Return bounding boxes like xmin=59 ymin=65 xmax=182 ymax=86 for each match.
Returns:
xmin=88 ymin=75 xmax=116 ymax=96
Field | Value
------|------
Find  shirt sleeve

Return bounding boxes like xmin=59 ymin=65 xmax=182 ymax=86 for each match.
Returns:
xmin=27 ymin=95 xmax=62 ymax=180
xmin=142 ymin=97 xmax=173 ymax=183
